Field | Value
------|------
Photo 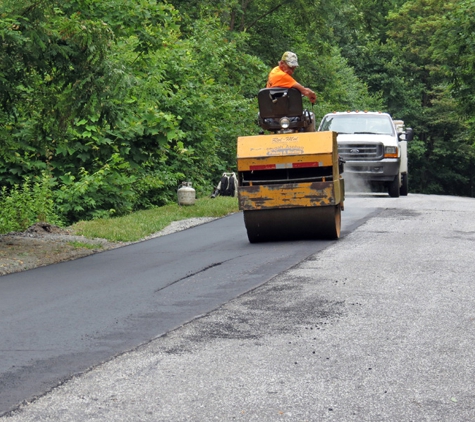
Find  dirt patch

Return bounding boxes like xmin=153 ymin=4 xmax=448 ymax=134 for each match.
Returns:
xmin=0 ymin=223 xmax=124 ymax=276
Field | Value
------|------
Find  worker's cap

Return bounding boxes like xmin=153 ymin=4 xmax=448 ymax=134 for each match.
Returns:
xmin=281 ymin=51 xmax=299 ymax=67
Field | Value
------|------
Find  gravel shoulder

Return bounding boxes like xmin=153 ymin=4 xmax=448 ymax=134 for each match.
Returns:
xmin=0 ymin=218 xmax=216 ymax=277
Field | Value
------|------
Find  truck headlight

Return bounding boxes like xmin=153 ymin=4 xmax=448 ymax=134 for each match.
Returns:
xmin=280 ymin=117 xmax=290 ymax=129
xmin=384 ymin=146 xmax=398 ymax=158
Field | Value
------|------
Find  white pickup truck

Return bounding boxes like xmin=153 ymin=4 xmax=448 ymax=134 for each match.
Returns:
xmin=317 ymin=111 xmax=413 ymax=197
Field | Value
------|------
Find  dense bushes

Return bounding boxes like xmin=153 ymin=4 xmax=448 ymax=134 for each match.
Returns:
xmin=0 ymin=164 xmax=185 ymax=232
xmin=0 ymin=173 xmax=60 ymax=233
xmin=0 ymin=1 xmax=265 ymax=228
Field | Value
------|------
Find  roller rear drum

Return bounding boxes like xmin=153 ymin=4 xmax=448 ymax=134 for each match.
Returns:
xmin=243 ymin=205 xmax=341 ymax=243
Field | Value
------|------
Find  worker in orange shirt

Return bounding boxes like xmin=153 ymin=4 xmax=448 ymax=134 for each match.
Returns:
xmin=267 ymin=51 xmax=317 ymax=104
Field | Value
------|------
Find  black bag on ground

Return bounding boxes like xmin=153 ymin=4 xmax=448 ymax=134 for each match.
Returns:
xmin=211 ymin=173 xmax=238 ymax=198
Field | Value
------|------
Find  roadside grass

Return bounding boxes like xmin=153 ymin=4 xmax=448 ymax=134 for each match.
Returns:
xmin=70 ymin=196 xmax=239 ymax=242
xmin=68 ymin=241 xmax=104 ymax=250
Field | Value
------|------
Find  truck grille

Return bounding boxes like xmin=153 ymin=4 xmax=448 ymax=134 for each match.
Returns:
xmin=338 ymin=143 xmax=384 ymax=161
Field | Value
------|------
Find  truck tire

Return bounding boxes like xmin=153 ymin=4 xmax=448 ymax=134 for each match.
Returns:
xmin=388 ymin=174 xmax=400 ymax=198
xmin=400 ymin=172 xmax=408 ymax=196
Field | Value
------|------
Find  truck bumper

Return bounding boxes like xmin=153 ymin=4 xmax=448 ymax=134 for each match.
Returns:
xmin=343 ymin=158 xmax=399 ymax=182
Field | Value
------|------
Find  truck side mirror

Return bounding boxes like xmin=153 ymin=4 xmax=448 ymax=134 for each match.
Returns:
xmin=405 ymin=127 xmax=414 ymax=142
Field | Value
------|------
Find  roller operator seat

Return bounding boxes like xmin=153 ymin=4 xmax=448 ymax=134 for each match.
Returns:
xmin=257 ymin=87 xmax=314 ymax=133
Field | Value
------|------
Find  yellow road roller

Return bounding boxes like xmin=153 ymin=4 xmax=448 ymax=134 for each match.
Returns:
xmin=237 ymin=88 xmax=344 ymax=243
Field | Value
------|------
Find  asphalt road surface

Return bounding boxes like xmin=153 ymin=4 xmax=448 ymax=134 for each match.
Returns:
xmin=2 ymin=194 xmax=475 ymax=421
xmin=0 ymin=196 xmax=378 ymax=416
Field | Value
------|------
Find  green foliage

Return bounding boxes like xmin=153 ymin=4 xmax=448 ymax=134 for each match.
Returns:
xmin=53 ymin=154 xmax=137 ymax=223
xmin=0 ymin=1 xmax=117 ymax=149
xmin=170 ymin=0 xmax=382 ymax=116
xmin=129 ymin=17 xmax=266 ymax=185
xmin=324 ymin=0 xmax=475 ymax=197
xmin=0 ymin=0 xmax=270 ymax=224
xmin=132 ymin=170 xmax=185 ymax=210
xmin=2 ymin=0 xmax=474 ymax=228
xmin=0 ymin=173 xmax=61 ymax=233
xmin=430 ymin=0 xmax=475 ymax=141
xmin=381 ymin=0 xmax=475 ymax=196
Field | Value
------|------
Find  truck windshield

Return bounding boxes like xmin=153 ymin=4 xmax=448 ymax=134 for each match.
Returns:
xmin=320 ymin=114 xmax=394 ymax=135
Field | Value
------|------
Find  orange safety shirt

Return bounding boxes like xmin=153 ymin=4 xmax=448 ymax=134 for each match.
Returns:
xmin=266 ymin=66 xmax=297 ymax=88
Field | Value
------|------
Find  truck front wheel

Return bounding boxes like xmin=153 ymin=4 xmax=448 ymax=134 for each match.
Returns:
xmin=400 ymin=172 xmax=408 ymax=196
xmin=388 ymin=174 xmax=400 ymax=198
